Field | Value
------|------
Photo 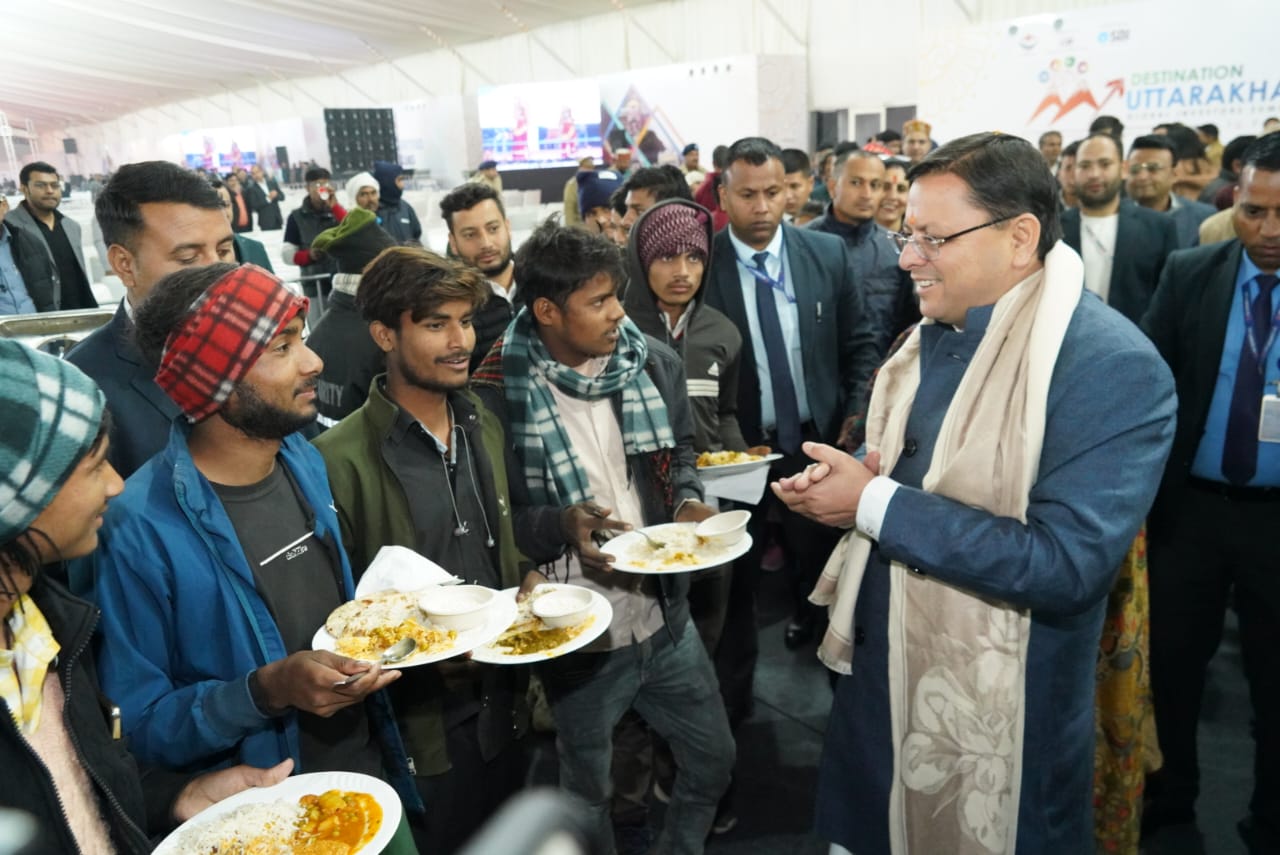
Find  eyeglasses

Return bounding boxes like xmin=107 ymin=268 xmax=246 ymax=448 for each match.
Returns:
xmin=888 ymin=214 xmax=1017 ymax=261
xmin=1128 ymin=163 xmax=1167 ymax=175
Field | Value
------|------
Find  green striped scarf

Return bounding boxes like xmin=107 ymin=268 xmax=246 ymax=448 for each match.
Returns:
xmin=500 ymin=307 xmax=674 ymax=508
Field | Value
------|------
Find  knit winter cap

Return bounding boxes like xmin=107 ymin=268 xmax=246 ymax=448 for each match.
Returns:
xmin=373 ymin=161 xmax=405 ymax=202
xmin=635 ymin=203 xmax=710 ymax=272
xmin=310 ymin=207 xmax=397 ymax=274
xmin=155 ymin=264 xmax=308 ymax=422
xmin=577 ymin=169 xmax=623 ymax=218
xmin=0 ymin=339 xmax=105 ymax=542
xmin=345 ymin=171 xmax=378 ymax=207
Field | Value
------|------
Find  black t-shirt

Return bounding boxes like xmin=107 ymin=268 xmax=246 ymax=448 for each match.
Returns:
xmin=28 ymin=205 xmax=96 ymax=310
xmin=213 ymin=461 xmax=381 ymax=777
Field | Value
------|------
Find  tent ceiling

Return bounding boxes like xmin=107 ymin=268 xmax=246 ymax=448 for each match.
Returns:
xmin=1 ymin=0 xmax=653 ymax=132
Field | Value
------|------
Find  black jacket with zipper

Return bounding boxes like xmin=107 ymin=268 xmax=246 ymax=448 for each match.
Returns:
xmin=0 ymin=576 xmax=152 ymax=855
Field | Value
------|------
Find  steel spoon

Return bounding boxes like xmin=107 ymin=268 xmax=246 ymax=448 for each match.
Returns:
xmin=333 ymin=636 xmax=417 ymax=688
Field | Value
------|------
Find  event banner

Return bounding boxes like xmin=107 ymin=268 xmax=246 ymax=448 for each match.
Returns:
xmin=918 ymin=0 xmax=1278 ymax=145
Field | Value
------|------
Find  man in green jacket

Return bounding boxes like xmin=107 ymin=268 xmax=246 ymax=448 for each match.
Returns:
xmin=313 ymin=246 xmax=565 ymax=854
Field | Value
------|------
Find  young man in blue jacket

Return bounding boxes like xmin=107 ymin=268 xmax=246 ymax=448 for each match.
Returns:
xmin=72 ymin=263 xmax=422 ymax=825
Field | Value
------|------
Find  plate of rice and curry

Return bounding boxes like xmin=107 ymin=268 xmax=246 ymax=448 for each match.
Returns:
xmin=153 ymin=771 xmax=398 ymax=855
xmin=470 ymin=584 xmax=612 ymax=664
xmin=311 ymin=587 xmax=517 ymax=668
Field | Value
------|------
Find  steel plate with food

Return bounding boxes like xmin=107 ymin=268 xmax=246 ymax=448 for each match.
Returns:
xmin=598 ymin=522 xmax=754 ymax=574
xmin=471 ymin=584 xmax=613 ymax=664
xmin=153 ymin=771 xmax=400 ymax=855
xmin=311 ymin=587 xmax=517 ymax=667
xmin=694 ymin=450 xmax=783 ymax=475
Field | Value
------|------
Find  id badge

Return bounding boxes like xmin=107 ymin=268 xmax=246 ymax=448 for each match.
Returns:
xmin=1260 ymin=394 xmax=1280 ymax=443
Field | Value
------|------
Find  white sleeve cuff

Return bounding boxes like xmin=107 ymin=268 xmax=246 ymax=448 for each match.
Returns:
xmin=855 ymin=476 xmax=900 ymax=541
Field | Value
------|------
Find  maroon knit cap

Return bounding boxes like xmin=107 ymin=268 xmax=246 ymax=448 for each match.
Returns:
xmin=636 ymin=204 xmax=710 ymax=272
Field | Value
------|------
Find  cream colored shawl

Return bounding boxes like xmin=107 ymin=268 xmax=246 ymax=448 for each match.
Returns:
xmin=810 ymin=241 xmax=1084 ymax=854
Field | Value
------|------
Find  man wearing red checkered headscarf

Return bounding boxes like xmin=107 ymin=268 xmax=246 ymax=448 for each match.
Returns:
xmin=73 ymin=262 xmax=425 ymax=835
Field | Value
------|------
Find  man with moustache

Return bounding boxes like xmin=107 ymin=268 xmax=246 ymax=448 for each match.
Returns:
xmin=77 ymin=264 xmax=421 ymax=832
xmin=473 ymin=221 xmax=733 ymax=855
xmin=316 ymin=248 xmax=536 ymax=853
xmin=1126 ymin=135 xmax=1216 ymax=248
xmin=1062 ymin=133 xmax=1178 ymax=324
xmin=1039 ymin=130 xmax=1063 ymax=168
xmin=67 ymin=161 xmax=235 ymax=477
xmin=705 ymin=136 xmax=878 ymax=659
xmin=6 ymin=161 xmax=97 ymax=310
xmin=440 ymin=182 xmax=519 ymax=369
xmin=807 ymin=149 xmax=920 ymax=362
xmin=1140 ymin=132 xmax=1280 ymax=851
xmin=775 ymin=132 xmax=1174 ymax=855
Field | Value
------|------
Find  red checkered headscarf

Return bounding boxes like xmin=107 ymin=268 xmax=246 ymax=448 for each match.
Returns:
xmin=155 ymin=264 xmax=309 ymax=422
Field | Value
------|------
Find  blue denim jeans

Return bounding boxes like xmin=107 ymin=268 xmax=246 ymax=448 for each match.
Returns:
xmin=539 ymin=619 xmax=735 ymax=855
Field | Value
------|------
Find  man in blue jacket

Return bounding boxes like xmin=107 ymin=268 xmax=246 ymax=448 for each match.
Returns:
xmin=73 ymin=263 xmax=420 ymax=817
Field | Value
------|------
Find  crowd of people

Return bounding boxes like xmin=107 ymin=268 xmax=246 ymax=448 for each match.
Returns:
xmin=1 ymin=111 xmax=1278 ymax=855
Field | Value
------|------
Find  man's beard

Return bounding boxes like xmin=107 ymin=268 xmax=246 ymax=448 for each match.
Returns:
xmin=222 ymin=378 xmax=317 ymax=440
xmin=477 ymin=246 xmax=512 ymax=279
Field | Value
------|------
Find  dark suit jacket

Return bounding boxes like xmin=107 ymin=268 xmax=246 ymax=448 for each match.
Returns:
xmin=228 ymin=190 xmax=254 ymax=234
xmin=66 ymin=304 xmax=181 ymax=478
xmin=1140 ymin=239 xmax=1247 ymax=492
xmin=245 ymin=179 xmax=285 ymax=230
xmin=1062 ymin=200 xmax=1179 ymax=324
xmin=3 ymin=221 xmax=58 ymax=311
xmin=704 ymin=223 xmax=879 ymax=445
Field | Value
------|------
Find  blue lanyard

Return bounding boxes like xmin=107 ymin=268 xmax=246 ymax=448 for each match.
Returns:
xmin=737 ymin=254 xmax=796 ymax=304
xmin=1242 ymin=278 xmax=1280 ymax=376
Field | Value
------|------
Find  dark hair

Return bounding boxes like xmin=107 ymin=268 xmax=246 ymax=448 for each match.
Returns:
xmin=609 ymin=187 xmax=628 ymax=217
xmin=304 ymin=167 xmax=331 ymax=183
xmin=1240 ymin=131 xmax=1280 ymax=173
xmin=1158 ymin=123 xmax=1207 ymax=162
xmin=133 ymin=262 xmax=239 ymax=366
xmin=0 ymin=413 xmax=111 ymax=596
xmin=832 ymin=148 xmax=881 ymax=178
xmin=357 ymin=246 xmax=488 ymax=329
xmin=780 ymin=148 xmax=812 ymax=175
xmin=95 ymin=161 xmax=224 ymax=252
xmin=884 ymin=158 xmax=910 ymax=174
xmin=907 ymin=132 xmax=1061 ymax=261
xmin=19 ymin=162 xmax=58 ymax=185
xmin=711 ymin=145 xmax=730 ymax=171
xmin=515 ymin=218 xmax=625 ymax=309
xmin=723 ymin=137 xmax=783 ymax=174
xmin=874 ymin=130 xmax=902 ymax=144
xmin=1222 ymin=135 xmax=1259 ymax=174
xmin=1088 ymin=115 xmax=1125 ymax=145
xmin=439 ymin=181 xmax=506 ymax=230
xmin=832 ymin=141 xmax=861 ymax=158
xmin=623 ymin=166 xmax=692 ymax=203
xmin=1038 ymin=130 xmax=1063 ymax=145
xmin=1061 ymin=139 xmax=1082 ymax=159
xmin=1129 ymin=134 xmax=1179 ymax=166
xmin=1078 ymin=132 xmax=1124 ymax=161
xmin=1197 ymin=123 xmax=1220 ymax=139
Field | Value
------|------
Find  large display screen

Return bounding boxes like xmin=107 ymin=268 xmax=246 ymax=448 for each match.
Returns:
xmin=477 ymin=80 xmax=603 ymax=169
xmin=179 ymin=126 xmax=259 ymax=172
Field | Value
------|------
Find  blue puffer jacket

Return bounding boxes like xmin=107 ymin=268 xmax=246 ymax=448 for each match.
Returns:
xmin=70 ymin=423 xmax=422 ymax=812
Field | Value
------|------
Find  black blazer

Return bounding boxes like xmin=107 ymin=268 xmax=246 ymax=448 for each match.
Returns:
xmin=228 ymin=189 xmax=254 ymax=233
xmin=66 ymin=304 xmax=182 ymax=478
xmin=1140 ymin=239 xmax=1244 ymax=491
xmin=704 ymin=223 xmax=879 ymax=445
xmin=1062 ymin=200 xmax=1179 ymax=324
xmin=246 ymin=179 xmax=285 ymax=230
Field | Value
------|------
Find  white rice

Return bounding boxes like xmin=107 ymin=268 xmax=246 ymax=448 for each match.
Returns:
xmin=177 ymin=799 xmax=305 ymax=854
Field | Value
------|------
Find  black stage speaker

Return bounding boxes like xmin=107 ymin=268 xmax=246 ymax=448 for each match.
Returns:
xmin=62 ymin=138 xmax=78 ymax=154
xmin=275 ymin=146 xmax=289 ymax=168
xmin=323 ymin=108 xmax=397 ymax=173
